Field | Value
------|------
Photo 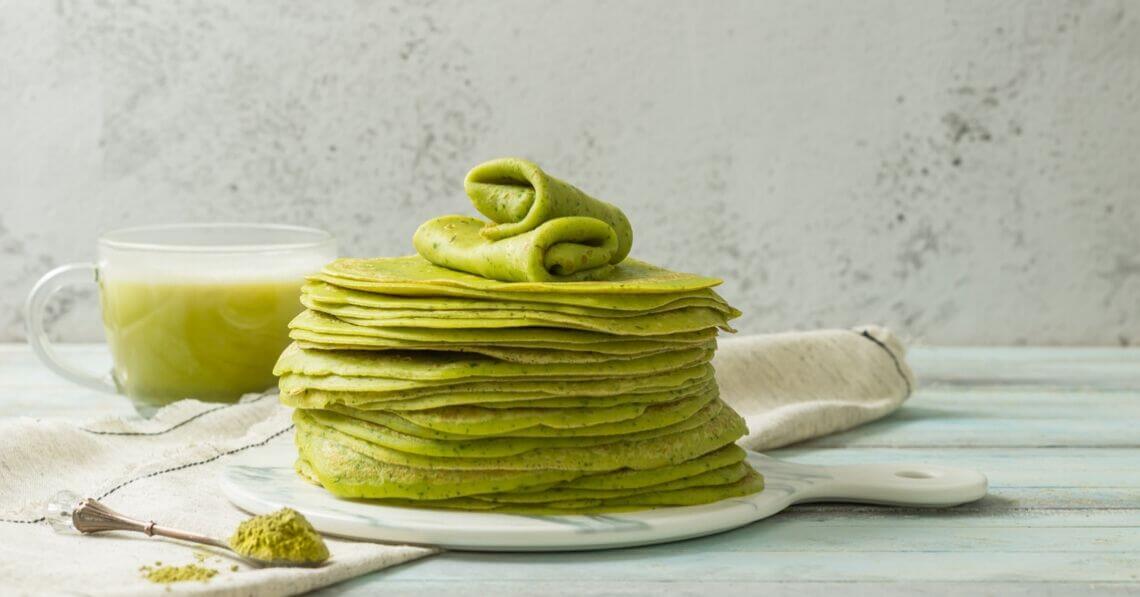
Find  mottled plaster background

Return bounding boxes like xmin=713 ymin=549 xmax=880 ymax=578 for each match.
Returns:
xmin=1 ymin=0 xmax=1137 ymax=345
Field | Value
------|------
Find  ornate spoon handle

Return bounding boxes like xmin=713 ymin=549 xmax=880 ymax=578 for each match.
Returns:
xmin=72 ymin=498 xmax=230 ymax=551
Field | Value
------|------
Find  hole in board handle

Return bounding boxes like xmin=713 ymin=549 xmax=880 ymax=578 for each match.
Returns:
xmin=895 ymin=470 xmax=936 ymax=479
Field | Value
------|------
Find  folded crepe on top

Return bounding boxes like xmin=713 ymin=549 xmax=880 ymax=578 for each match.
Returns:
xmin=415 ymin=158 xmax=633 ymax=283
xmin=277 ymin=157 xmax=762 ymax=513
xmin=414 ymin=215 xmax=620 ymax=282
xmin=464 ymin=157 xmax=633 ymax=261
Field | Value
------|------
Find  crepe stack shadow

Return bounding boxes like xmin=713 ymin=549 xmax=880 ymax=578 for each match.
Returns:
xmin=275 ymin=254 xmax=763 ymax=514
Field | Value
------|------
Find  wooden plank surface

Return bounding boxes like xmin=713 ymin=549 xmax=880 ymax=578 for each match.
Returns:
xmin=3 ymin=344 xmax=1138 ymax=595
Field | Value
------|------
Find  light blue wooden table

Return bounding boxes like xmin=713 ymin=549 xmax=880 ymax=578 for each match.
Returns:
xmin=6 ymin=345 xmax=1139 ymax=594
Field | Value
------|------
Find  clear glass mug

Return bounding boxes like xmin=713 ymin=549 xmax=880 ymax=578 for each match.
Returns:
xmin=25 ymin=223 xmax=336 ymax=413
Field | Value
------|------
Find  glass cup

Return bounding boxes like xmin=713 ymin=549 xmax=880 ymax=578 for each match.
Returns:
xmin=25 ymin=223 xmax=336 ymax=413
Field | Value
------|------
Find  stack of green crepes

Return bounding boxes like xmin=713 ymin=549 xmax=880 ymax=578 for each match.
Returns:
xmin=276 ymin=158 xmax=763 ymax=513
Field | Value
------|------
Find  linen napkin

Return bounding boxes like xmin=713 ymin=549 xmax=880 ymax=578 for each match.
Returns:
xmin=0 ymin=325 xmax=912 ymax=596
xmin=718 ymin=325 xmax=914 ymax=450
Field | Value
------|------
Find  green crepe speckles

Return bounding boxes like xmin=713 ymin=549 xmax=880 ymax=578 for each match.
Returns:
xmin=391 ymin=388 xmax=712 ymax=435
xmin=292 ymin=336 xmax=689 ymax=364
xmin=327 ymin=386 xmax=718 ymax=439
xmin=304 ymin=398 xmax=723 ymax=458
xmin=387 ymin=400 xmax=650 ymax=435
xmin=318 ymin=255 xmax=723 ymax=296
xmin=279 ymin=372 xmax=717 ymax=412
xmin=470 ymin=462 xmax=751 ymax=504
xmin=273 ymin=342 xmax=713 ymax=382
xmin=592 ymin=471 xmax=763 ymax=508
xmin=302 ymin=296 xmax=735 ymax=335
xmin=414 ymin=215 xmax=619 ymax=282
xmin=295 ymin=426 xmax=751 ymax=502
xmin=296 ymin=431 xmax=761 ymax=511
xmin=455 ymin=379 xmax=718 ymax=409
xmin=278 ymin=363 xmax=714 ymax=400
xmin=295 ymin=425 xmax=579 ymax=500
xmin=302 ymin=280 xmax=732 ymax=315
xmin=355 ymin=472 xmax=763 ymax=514
xmin=294 ymin=404 xmax=745 ymax=470
xmin=317 ymin=305 xmax=734 ymax=335
xmin=464 ymin=157 xmax=634 ymax=263
xmin=561 ymin=444 xmax=746 ymax=489
xmin=289 ymin=309 xmax=719 ymax=349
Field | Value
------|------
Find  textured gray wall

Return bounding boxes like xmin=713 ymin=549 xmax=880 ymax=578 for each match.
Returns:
xmin=1 ymin=0 xmax=1137 ymax=345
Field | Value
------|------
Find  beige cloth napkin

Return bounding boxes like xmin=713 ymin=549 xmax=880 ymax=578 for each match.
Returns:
xmin=718 ymin=325 xmax=914 ymax=450
xmin=0 ymin=326 xmax=912 ymax=596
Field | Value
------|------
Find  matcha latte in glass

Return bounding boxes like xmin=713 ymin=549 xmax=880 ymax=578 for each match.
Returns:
xmin=26 ymin=224 xmax=336 ymax=413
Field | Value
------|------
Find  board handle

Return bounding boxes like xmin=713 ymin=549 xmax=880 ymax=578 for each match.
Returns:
xmin=792 ymin=462 xmax=987 ymax=508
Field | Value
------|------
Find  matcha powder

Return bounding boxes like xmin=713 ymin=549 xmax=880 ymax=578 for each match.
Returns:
xmin=228 ymin=507 xmax=330 ymax=565
xmin=140 ymin=563 xmax=218 ymax=584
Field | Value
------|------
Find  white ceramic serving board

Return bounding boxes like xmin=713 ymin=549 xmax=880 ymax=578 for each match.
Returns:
xmin=221 ymin=441 xmax=987 ymax=551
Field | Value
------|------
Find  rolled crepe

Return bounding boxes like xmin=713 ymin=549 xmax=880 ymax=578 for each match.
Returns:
xmin=414 ymin=215 xmax=620 ymax=282
xmin=465 ymin=158 xmax=634 ymax=263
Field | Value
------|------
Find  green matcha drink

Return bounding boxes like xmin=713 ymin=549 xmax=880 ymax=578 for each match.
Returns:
xmin=18 ymin=223 xmax=337 ymax=412
xmin=101 ymin=276 xmax=306 ymax=407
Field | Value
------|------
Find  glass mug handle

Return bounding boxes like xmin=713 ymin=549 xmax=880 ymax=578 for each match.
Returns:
xmin=24 ymin=263 xmax=118 ymax=394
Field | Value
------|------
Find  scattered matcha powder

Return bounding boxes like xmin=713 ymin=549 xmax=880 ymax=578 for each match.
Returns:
xmin=139 ymin=563 xmax=218 ymax=584
xmin=228 ymin=507 xmax=329 ymax=565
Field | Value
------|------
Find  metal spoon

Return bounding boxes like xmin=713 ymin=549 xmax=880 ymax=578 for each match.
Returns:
xmin=57 ymin=496 xmax=327 ymax=568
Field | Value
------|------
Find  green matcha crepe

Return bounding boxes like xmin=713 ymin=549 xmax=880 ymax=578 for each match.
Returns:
xmin=302 ymin=280 xmax=732 ymax=315
xmin=295 ymin=429 xmax=763 ymax=513
xmin=303 ymin=299 xmax=734 ymax=335
xmin=277 ymin=159 xmax=761 ymax=514
xmin=296 ymin=399 xmax=744 ymax=469
xmin=280 ymin=369 xmax=716 ymax=410
xmin=290 ymin=309 xmax=719 ymax=348
xmin=274 ymin=342 xmax=713 ymax=381
xmin=330 ymin=391 xmax=720 ymax=441
xmin=279 ymin=363 xmax=714 ymax=402
xmin=415 ymin=215 xmax=620 ymax=282
xmin=295 ymin=425 xmax=750 ymax=499
xmin=381 ymin=388 xmax=716 ymax=436
xmin=412 ymin=158 xmax=635 ymax=282
xmin=318 ymin=255 xmax=723 ymax=296
xmin=465 ymin=157 xmax=634 ymax=262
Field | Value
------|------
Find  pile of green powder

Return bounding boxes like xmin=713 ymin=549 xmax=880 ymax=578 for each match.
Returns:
xmin=138 ymin=508 xmax=327 ymax=585
xmin=139 ymin=563 xmax=218 ymax=584
xmin=228 ymin=507 xmax=329 ymax=565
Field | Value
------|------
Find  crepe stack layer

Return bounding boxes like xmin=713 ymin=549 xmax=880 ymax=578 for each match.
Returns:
xmin=276 ymin=255 xmax=762 ymax=513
